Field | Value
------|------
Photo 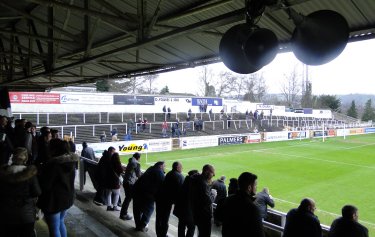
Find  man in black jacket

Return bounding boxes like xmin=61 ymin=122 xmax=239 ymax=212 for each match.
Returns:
xmin=283 ymin=198 xmax=322 ymax=237
xmin=216 ymin=172 xmax=264 ymax=237
xmin=211 ymin=175 xmax=227 ymax=226
xmin=120 ymin=152 xmax=142 ymax=221
xmin=329 ymin=205 xmax=368 ymax=237
xmin=254 ymin=187 xmax=275 ymax=220
xmin=190 ymin=164 xmax=217 ymax=237
xmin=156 ymin=161 xmax=184 ymax=237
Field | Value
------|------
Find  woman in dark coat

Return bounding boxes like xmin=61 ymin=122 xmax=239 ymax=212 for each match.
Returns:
xmin=37 ymin=139 xmax=78 ymax=237
xmin=0 ymin=147 xmax=41 ymax=237
xmin=104 ymin=152 xmax=123 ymax=211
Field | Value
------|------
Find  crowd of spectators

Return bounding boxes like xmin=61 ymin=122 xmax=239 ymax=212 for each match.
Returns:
xmin=0 ymin=115 xmax=78 ymax=237
xmin=86 ymin=150 xmax=368 ymax=237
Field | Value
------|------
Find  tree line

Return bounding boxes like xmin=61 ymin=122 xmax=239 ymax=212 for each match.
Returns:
xmin=95 ymin=65 xmax=375 ymax=122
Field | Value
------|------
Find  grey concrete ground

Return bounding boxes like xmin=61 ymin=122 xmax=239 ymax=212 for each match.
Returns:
xmin=35 ymin=172 xmax=222 ymax=237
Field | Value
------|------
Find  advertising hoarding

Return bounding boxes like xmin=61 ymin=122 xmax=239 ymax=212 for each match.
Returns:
xmin=180 ymin=136 xmax=218 ymax=149
xmin=60 ymin=93 xmax=113 ymax=105
xmin=9 ymin=92 xmax=60 ymax=104
xmin=114 ymin=95 xmax=154 ymax=105
xmin=192 ymin=98 xmax=222 ymax=106
xmin=218 ymin=135 xmax=247 ymax=145
xmin=263 ymin=131 xmax=289 ymax=142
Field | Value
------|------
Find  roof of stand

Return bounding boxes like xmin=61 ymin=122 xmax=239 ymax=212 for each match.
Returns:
xmin=0 ymin=0 xmax=374 ymax=91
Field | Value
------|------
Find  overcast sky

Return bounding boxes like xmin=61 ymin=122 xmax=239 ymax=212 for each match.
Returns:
xmin=155 ymin=38 xmax=375 ymax=96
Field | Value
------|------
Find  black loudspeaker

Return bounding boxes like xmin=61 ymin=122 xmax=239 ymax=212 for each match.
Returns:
xmin=219 ymin=24 xmax=278 ymax=74
xmin=219 ymin=24 xmax=260 ymax=74
xmin=291 ymin=10 xmax=349 ymax=65
xmin=243 ymin=28 xmax=278 ymax=69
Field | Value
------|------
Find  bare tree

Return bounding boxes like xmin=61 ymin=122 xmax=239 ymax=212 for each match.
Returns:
xmin=139 ymin=74 xmax=159 ymax=94
xmin=109 ymin=76 xmax=147 ymax=94
xmin=280 ymin=65 xmax=301 ymax=107
xmin=198 ymin=66 xmax=216 ymax=96
xmin=216 ymin=71 xmax=236 ymax=97
xmin=242 ymin=73 xmax=267 ymax=102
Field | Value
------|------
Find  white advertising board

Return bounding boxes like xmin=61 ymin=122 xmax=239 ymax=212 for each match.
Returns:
xmin=60 ymin=93 xmax=113 ymax=105
xmin=180 ymin=136 xmax=218 ymax=149
xmin=264 ymin=131 xmax=289 ymax=142
xmin=147 ymin=139 xmax=172 ymax=152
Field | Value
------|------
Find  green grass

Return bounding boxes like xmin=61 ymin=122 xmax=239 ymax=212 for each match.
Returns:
xmin=120 ymin=133 xmax=375 ymax=235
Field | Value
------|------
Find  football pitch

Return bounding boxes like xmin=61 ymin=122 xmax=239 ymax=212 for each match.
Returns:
xmin=121 ymin=133 xmax=375 ymax=235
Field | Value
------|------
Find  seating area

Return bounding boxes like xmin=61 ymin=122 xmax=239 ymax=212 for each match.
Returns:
xmin=13 ymin=112 xmax=352 ymax=144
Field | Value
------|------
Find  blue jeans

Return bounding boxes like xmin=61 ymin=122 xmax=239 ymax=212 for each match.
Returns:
xmin=44 ymin=210 xmax=68 ymax=237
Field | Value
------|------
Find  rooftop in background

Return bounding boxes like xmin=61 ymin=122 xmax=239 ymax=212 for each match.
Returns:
xmin=0 ymin=0 xmax=375 ymax=91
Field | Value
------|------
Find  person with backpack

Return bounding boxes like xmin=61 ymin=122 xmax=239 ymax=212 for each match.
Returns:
xmin=119 ymin=152 xmax=142 ymax=220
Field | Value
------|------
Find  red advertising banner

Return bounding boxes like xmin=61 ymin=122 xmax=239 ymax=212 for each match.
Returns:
xmin=9 ymin=92 xmax=60 ymax=104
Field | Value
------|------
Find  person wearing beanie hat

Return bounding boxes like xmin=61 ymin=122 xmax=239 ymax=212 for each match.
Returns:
xmin=0 ymin=147 xmax=41 ymax=237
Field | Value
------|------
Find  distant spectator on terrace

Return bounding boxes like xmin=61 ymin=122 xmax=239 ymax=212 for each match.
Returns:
xmin=220 ymin=108 xmax=224 ymax=120
xmin=260 ymin=110 xmax=264 ymax=120
xmin=172 ymin=119 xmax=181 ymax=138
xmin=254 ymin=187 xmax=275 ymax=220
xmin=111 ymin=128 xmax=119 ymax=141
xmin=167 ymin=107 xmax=171 ymax=120
xmin=254 ymin=110 xmax=258 ymax=120
xmin=245 ymin=110 xmax=249 ymax=120
xmin=142 ymin=118 xmax=148 ymax=132
xmin=162 ymin=105 xmax=167 ymax=113
xmin=249 ymin=110 xmax=253 ymax=120
xmin=137 ymin=118 xmax=142 ymax=132
xmin=162 ymin=121 xmax=168 ymax=137
xmin=187 ymin=108 xmax=192 ymax=119
xmin=283 ymin=198 xmax=322 ymax=237
xmin=227 ymin=115 xmax=232 ymax=128
xmin=209 ymin=108 xmax=213 ymax=120
xmin=127 ymin=119 xmax=134 ymax=134
xmin=328 ymin=205 xmax=368 ymax=237
xmin=100 ymin=131 xmax=107 ymax=142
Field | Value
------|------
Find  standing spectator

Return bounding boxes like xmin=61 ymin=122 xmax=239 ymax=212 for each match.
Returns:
xmin=283 ymin=198 xmax=322 ymax=237
xmin=0 ymin=147 xmax=41 ymax=237
xmin=220 ymin=108 xmax=224 ymax=120
xmin=216 ymin=172 xmax=264 ymax=237
xmin=162 ymin=120 xmax=168 ymax=137
xmin=227 ymin=178 xmax=238 ymax=196
xmin=120 ymin=152 xmax=142 ymax=221
xmin=133 ymin=161 xmax=166 ymax=232
xmin=30 ymin=125 xmax=38 ymax=164
xmin=94 ymin=147 xmax=116 ymax=206
xmin=37 ymin=139 xmax=79 ymax=237
xmin=227 ymin=115 xmax=232 ymax=128
xmin=209 ymin=108 xmax=213 ymax=120
xmin=104 ymin=152 xmax=123 ymax=211
xmin=212 ymin=175 xmax=227 ymax=226
xmin=260 ymin=110 xmax=264 ymax=120
xmin=81 ymin=142 xmax=95 ymax=160
xmin=156 ymin=161 xmax=184 ymax=237
xmin=254 ymin=187 xmax=275 ymax=220
xmin=81 ymin=141 xmax=96 ymax=184
xmin=190 ymin=164 xmax=217 ymax=237
xmin=24 ymin=121 xmax=33 ymax=161
xmin=254 ymin=110 xmax=259 ymax=120
xmin=35 ymin=126 xmax=52 ymax=168
xmin=187 ymin=108 xmax=192 ymax=120
xmin=245 ymin=110 xmax=249 ymax=120
xmin=111 ymin=128 xmax=118 ymax=141
xmin=51 ymin=129 xmax=60 ymax=139
xmin=100 ymin=131 xmax=107 ymax=142
xmin=68 ymin=137 xmax=76 ymax=153
xmin=329 ymin=205 xmax=368 ymax=237
xmin=137 ymin=118 xmax=143 ymax=132
xmin=167 ymin=107 xmax=171 ymax=120
xmin=162 ymin=105 xmax=167 ymax=113
xmin=0 ymin=116 xmax=14 ymax=166
xmin=142 ymin=118 xmax=148 ymax=132
xmin=127 ymin=118 xmax=134 ymax=134
xmin=174 ymin=119 xmax=181 ymax=137
xmin=249 ymin=110 xmax=254 ymax=121
xmin=174 ymin=170 xmax=199 ymax=237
